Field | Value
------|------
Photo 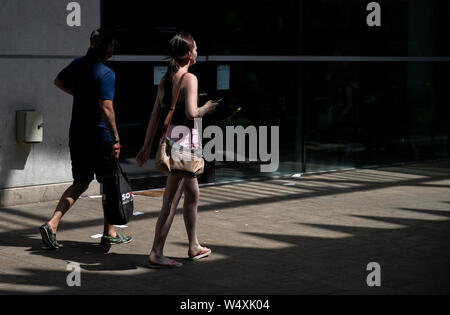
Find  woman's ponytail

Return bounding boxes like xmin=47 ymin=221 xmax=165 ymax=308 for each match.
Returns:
xmin=161 ymin=32 xmax=195 ymax=107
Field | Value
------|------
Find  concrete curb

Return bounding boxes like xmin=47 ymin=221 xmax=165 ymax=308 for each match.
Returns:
xmin=0 ymin=181 xmax=100 ymax=207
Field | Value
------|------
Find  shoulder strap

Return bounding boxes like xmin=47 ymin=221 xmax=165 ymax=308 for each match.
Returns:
xmin=161 ymin=72 xmax=188 ymax=138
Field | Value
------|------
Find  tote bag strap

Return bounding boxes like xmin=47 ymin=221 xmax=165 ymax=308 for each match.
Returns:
xmin=161 ymin=72 xmax=188 ymax=139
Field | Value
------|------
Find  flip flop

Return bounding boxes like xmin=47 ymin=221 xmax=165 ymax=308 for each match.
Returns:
xmin=189 ymin=247 xmax=212 ymax=261
xmin=148 ymin=259 xmax=183 ymax=269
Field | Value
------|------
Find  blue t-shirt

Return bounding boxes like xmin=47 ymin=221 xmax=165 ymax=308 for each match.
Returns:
xmin=57 ymin=56 xmax=115 ymax=144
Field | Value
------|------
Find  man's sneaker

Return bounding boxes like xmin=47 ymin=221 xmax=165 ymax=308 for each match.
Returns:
xmin=39 ymin=223 xmax=62 ymax=249
xmin=100 ymin=233 xmax=133 ymax=245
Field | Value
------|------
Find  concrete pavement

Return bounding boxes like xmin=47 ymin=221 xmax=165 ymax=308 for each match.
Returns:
xmin=0 ymin=160 xmax=449 ymax=295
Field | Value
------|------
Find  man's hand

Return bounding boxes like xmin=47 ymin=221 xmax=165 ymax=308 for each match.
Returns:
xmin=112 ymin=142 xmax=121 ymax=159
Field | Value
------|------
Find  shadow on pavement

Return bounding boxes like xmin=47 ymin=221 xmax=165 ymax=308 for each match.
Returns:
xmin=0 ymin=161 xmax=449 ymax=294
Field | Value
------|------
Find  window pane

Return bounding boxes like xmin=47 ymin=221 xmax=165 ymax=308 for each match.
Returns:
xmin=103 ymin=0 xmax=213 ymax=55
xmin=104 ymin=0 xmax=450 ymax=57
xmin=304 ymin=61 xmax=449 ymax=172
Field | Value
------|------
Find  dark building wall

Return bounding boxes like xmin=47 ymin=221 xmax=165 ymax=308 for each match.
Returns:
xmin=104 ymin=0 xmax=449 ymax=182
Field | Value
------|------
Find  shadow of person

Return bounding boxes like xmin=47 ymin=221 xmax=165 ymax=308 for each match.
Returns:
xmin=27 ymin=240 xmax=145 ymax=272
xmin=0 ymin=207 xmax=151 ymax=273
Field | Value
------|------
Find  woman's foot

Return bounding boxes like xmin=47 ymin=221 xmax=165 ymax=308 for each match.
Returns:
xmin=148 ymin=252 xmax=183 ymax=268
xmin=188 ymin=246 xmax=211 ymax=260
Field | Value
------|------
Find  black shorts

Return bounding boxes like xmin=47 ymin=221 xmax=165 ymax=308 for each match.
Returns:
xmin=69 ymin=141 xmax=115 ymax=184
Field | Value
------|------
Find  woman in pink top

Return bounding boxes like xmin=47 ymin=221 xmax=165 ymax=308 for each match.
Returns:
xmin=136 ymin=32 xmax=218 ymax=268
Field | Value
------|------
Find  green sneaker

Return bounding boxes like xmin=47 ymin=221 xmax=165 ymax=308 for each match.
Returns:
xmin=100 ymin=233 xmax=133 ymax=245
xmin=39 ymin=223 xmax=62 ymax=249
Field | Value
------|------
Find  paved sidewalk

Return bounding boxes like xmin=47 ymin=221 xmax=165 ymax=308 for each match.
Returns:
xmin=0 ymin=160 xmax=449 ymax=295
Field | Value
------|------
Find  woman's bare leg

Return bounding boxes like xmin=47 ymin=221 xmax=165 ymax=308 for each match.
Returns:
xmin=182 ymin=177 xmax=210 ymax=257
xmin=149 ymin=174 xmax=185 ymax=266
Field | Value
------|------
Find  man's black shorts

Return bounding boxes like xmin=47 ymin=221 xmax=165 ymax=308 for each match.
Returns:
xmin=69 ymin=140 xmax=114 ymax=184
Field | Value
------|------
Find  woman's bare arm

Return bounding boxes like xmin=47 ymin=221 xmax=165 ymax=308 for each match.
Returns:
xmin=184 ymin=73 xmax=217 ymax=120
xmin=136 ymin=85 xmax=163 ymax=166
xmin=143 ymin=85 xmax=163 ymax=148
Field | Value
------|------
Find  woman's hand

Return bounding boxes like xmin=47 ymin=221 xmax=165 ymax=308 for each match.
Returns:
xmin=205 ymin=100 xmax=218 ymax=114
xmin=136 ymin=146 xmax=151 ymax=167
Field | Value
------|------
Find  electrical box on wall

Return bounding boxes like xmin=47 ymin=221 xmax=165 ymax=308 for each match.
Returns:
xmin=16 ymin=111 xmax=43 ymax=143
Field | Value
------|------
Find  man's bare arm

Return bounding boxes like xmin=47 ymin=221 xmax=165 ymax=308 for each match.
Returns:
xmin=99 ymin=100 xmax=120 ymax=142
xmin=54 ymin=77 xmax=74 ymax=96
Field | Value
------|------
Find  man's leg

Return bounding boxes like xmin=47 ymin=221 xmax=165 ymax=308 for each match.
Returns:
xmin=97 ymin=143 xmax=132 ymax=245
xmin=100 ymin=215 xmax=133 ymax=245
xmin=39 ymin=180 xmax=91 ymax=249
xmin=103 ymin=218 xmax=117 ymax=237
xmin=47 ymin=181 xmax=91 ymax=233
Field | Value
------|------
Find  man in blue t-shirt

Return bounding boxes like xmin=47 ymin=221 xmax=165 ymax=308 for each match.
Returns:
xmin=39 ymin=29 xmax=132 ymax=249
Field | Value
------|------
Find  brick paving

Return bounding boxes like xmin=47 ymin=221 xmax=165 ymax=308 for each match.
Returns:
xmin=0 ymin=160 xmax=449 ymax=295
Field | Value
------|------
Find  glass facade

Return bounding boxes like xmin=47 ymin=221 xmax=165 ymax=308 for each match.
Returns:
xmin=103 ymin=0 xmax=450 ymax=188
xmin=304 ymin=61 xmax=449 ymax=172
